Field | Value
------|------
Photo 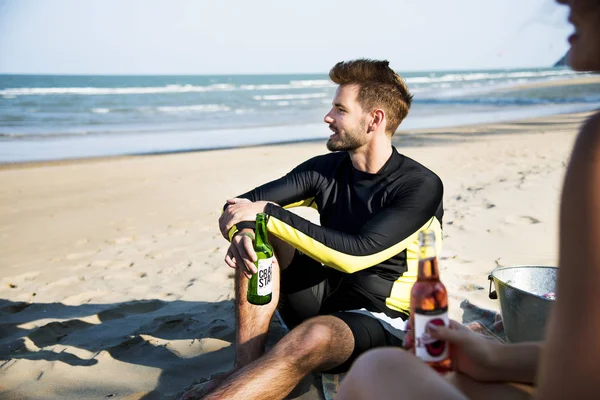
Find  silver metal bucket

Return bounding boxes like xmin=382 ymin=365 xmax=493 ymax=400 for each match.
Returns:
xmin=488 ymin=265 xmax=557 ymax=343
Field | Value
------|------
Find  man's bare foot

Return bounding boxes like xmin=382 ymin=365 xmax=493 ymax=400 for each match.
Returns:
xmin=179 ymin=370 xmax=236 ymax=400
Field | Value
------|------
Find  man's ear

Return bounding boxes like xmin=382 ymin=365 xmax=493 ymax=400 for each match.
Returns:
xmin=368 ymin=109 xmax=385 ymax=132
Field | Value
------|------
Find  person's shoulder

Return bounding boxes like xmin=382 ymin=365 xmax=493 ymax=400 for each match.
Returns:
xmin=293 ymin=151 xmax=349 ymax=172
xmin=396 ymin=151 xmax=442 ymax=186
xmin=573 ymin=111 xmax=600 ymax=154
xmin=387 ymin=151 xmax=443 ymax=202
xmin=580 ymin=111 xmax=600 ymax=142
xmin=300 ymin=151 xmax=348 ymax=167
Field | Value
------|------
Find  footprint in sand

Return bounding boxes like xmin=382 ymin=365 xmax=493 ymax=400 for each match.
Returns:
xmin=1 ymin=271 xmax=40 ymax=286
xmin=157 ymin=261 xmax=193 ymax=276
xmin=0 ymin=322 xmax=30 ymax=341
xmin=185 ymin=278 xmax=197 ymax=290
xmin=208 ymin=324 xmax=228 ymax=336
xmin=167 ymin=337 xmax=231 ymax=359
xmin=106 ymin=333 xmax=230 ymax=362
xmin=106 ymin=236 xmax=136 ymax=245
xmin=86 ymin=259 xmax=114 ymax=268
xmin=503 ymin=215 xmax=541 ymax=225
xmin=62 ymin=291 xmax=109 ymax=305
xmin=168 ymin=228 xmax=189 ymax=236
xmin=43 ymin=275 xmax=81 ymax=290
xmin=3 ymin=339 xmax=98 ymax=366
xmin=156 ymin=292 xmax=179 ymax=301
xmin=137 ymin=313 xmax=197 ymax=336
xmin=466 ymin=186 xmax=484 ymax=194
xmin=64 ymin=250 xmax=98 ymax=261
xmin=69 ymin=263 xmax=89 ymax=272
xmin=101 ymin=267 xmax=150 ymax=282
xmin=27 ymin=319 xmax=94 ymax=348
xmin=97 ymin=260 xmax=137 ymax=271
xmin=145 ymin=247 xmax=188 ymax=260
xmin=0 ymin=337 xmax=40 ymax=357
xmin=97 ymin=300 xmax=166 ymax=322
xmin=105 ymin=335 xmax=149 ymax=360
xmin=0 ymin=301 xmax=32 ymax=315
xmin=207 ymin=320 xmax=236 ymax=342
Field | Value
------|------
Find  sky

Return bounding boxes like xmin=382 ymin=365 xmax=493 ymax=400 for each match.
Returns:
xmin=0 ymin=0 xmax=572 ymax=75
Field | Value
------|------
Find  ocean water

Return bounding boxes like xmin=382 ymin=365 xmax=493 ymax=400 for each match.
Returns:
xmin=1 ymin=67 xmax=599 ymax=163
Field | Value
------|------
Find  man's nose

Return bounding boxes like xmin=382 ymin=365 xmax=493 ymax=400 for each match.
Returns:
xmin=324 ymin=112 xmax=334 ymax=124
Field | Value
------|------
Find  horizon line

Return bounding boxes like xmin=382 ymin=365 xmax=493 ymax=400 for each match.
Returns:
xmin=0 ymin=64 xmax=566 ymax=77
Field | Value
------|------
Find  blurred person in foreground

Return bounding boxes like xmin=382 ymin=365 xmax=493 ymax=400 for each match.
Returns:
xmin=336 ymin=1 xmax=600 ymax=399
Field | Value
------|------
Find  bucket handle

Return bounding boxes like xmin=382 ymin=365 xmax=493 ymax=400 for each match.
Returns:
xmin=488 ymin=275 xmax=498 ymax=300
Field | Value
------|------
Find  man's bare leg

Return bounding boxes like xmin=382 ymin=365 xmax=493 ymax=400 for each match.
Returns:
xmin=182 ymin=235 xmax=295 ymax=399
xmin=234 ymin=234 xmax=295 ymax=367
xmin=233 ymin=258 xmax=280 ymax=368
xmin=204 ymin=315 xmax=355 ymax=400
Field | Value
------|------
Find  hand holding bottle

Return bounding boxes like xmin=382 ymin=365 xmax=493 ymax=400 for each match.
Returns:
xmin=246 ymin=213 xmax=273 ymax=305
xmin=218 ymin=199 xmax=271 ymax=239
xmin=224 ymin=214 xmax=274 ymax=306
xmin=405 ymin=319 xmax=509 ymax=383
xmin=224 ymin=228 xmax=258 ymax=279
xmin=409 ymin=229 xmax=451 ymax=372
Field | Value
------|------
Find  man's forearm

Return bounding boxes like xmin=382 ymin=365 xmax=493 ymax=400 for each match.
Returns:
xmin=490 ymin=341 xmax=541 ymax=384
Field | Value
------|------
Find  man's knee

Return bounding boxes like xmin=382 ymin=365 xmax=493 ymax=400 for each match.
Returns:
xmin=273 ymin=316 xmax=336 ymax=363
xmin=268 ymin=234 xmax=295 ymax=269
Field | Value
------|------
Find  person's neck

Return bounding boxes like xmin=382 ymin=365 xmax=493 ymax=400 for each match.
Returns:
xmin=349 ymin=136 xmax=393 ymax=174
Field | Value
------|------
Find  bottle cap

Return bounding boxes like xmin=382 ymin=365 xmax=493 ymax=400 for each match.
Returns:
xmin=419 ymin=229 xmax=436 ymax=247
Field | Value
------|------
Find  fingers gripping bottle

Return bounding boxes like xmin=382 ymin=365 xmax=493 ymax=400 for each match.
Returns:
xmin=247 ymin=213 xmax=273 ymax=305
xmin=410 ymin=229 xmax=451 ymax=373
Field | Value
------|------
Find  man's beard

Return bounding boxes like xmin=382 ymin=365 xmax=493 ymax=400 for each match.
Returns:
xmin=326 ymin=121 xmax=368 ymax=152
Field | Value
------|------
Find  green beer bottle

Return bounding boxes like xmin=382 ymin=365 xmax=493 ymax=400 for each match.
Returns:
xmin=247 ymin=213 xmax=273 ymax=305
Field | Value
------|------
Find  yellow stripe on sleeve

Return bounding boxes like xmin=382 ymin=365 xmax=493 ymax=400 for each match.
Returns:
xmin=266 ymin=215 xmax=440 ymax=274
xmin=385 ymin=218 xmax=443 ymax=314
xmin=227 ymin=225 xmax=239 ymax=242
xmin=225 ymin=197 xmax=317 ymax=242
xmin=283 ymin=197 xmax=318 ymax=211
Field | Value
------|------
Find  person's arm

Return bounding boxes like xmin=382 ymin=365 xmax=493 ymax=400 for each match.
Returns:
xmin=485 ymin=342 xmax=541 ymax=384
xmin=263 ymin=173 xmax=443 ymax=273
xmin=536 ymin=113 xmax=600 ymax=399
xmin=222 ymin=156 xmax=324 ymax=241
xmin=415 ymin=320 xmax=540 ymax=384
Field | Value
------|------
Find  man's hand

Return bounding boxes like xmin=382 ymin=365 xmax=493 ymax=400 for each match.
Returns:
xmin=404 ymin=319 xmax=503 ymax=382
xmin=218 ymin=198 xmax=271 ymax=240
xmin=224 ymin=228 xmax=258 ymax=279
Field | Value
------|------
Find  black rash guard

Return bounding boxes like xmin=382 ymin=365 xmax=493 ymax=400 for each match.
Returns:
xmin=227 ymin=146 xmax=444 ymax=317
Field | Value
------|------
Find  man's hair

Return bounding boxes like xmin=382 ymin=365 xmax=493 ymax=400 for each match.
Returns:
xmin=329 ymin=59 xmax=413 ymax=135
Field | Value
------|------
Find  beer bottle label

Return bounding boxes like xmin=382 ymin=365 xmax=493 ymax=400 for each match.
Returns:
xmin=414 ymin=311 xmax=449 ymax=362
xmin=256 ymin=257 xmax=273 ymax=296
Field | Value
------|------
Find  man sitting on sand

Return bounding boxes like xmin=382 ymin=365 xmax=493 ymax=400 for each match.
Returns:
xmin=183 ymin=59 xmax=444 ymax=400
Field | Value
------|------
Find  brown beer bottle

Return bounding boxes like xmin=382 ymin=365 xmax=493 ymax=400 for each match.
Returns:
xmin=246 ymin=213 xmax=273 ymax=305
xmin=410 ymin=229 xmax=451 ymax=373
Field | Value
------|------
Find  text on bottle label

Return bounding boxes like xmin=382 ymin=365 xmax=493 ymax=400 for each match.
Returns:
xmin=257 ymin=257 xmax=273 ymax=296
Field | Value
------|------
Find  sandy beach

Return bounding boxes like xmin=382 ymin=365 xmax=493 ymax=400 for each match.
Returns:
xmin=0 ymin=110 xmax=595 ymax=399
